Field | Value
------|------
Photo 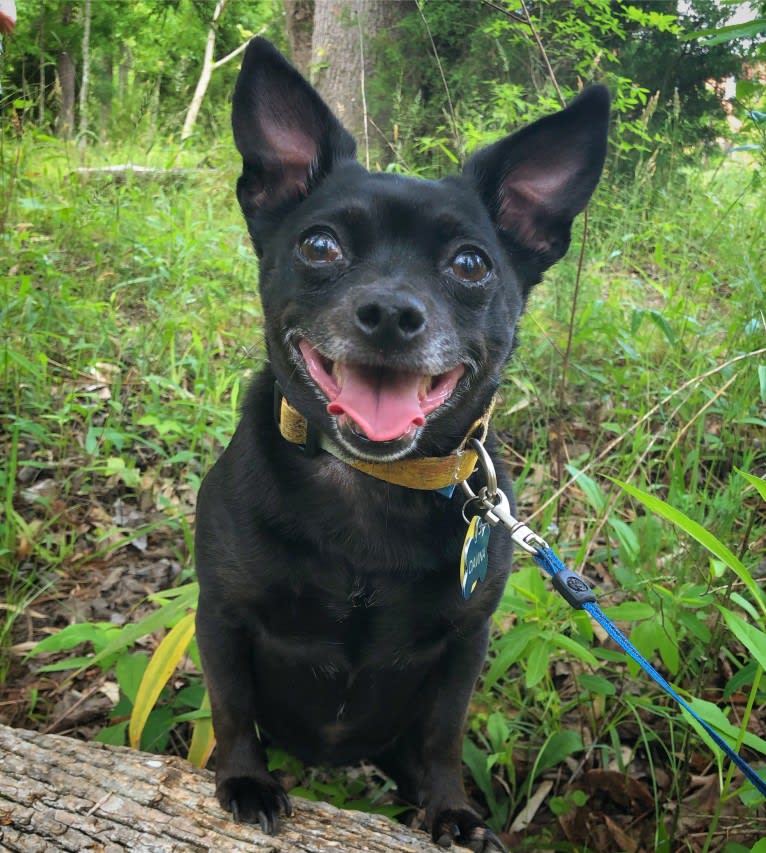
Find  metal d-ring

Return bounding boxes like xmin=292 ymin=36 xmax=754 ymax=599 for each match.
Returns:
xmin=468 ymin=438 xmax=497 ymax=498
xmin=461 ymin=438 xmax=498 ymax=523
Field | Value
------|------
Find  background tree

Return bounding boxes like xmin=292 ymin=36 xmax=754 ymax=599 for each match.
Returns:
xmin=310 ymin=0 xmax=413 ymax=160
xmin=54 ymin=1 xmax=77 ymax=138
xmin=284 ymin=0 xmax=313 ymax=75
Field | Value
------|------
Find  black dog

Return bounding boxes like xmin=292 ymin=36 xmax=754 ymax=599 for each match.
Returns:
xmin=195 ymin=37 xmax=608 ymax=852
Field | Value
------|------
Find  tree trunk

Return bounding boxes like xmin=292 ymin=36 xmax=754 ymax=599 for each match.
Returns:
xmin=311 ymin=0 xmax=411 ymax=163
xmin=38 ymin=8 xmax=46 ymax=126
xmin=55 ymin=3 xmax=76 ymax=140
xmin=285 ymin=0 xmax=315 ymax=76
xmin=0 ymin=724 xmax=443 ymax=853
xmin=56 ymin=50 xmax=76 ymax=139
xmin=78 ymin=0 xmax=92 ymax=145
xmin=118 ymin=44 xmax=132 ymax=104
xmin=98 ymin=53 xmax=113 ymax=139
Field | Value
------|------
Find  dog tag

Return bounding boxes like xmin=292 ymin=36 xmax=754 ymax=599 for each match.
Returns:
xmin=460 ymin=516 xmax=490 ymax=599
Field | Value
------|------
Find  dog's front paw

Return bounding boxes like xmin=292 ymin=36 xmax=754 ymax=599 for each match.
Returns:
xmin=217 ymin=774 xmax=292 ymax=834
xmin=431 ymin=808 xmax=506 ymax=853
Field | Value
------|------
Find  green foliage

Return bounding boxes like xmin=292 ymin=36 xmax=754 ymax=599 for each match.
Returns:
xmin=367 ymin=0 xmax=751 ymax=178
xmin=1 ymin=0 xmax=282 ymax=142
xmin=5 ymin=6 xmax=766 ymax=847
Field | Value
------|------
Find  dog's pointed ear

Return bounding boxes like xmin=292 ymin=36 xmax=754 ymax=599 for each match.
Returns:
xmin=232 ymin=38 xmax=357 ymax=214
xmin=463 ymin=86 xmax=610 ymax=268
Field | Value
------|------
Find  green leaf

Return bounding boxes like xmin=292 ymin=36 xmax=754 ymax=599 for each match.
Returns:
xmin=608 ymin=516 xmax=640 ymax=563
xmin=525 ymin=639 xmax=552 ymax=688
xmin=648 ymin=309 xmax=676 ymax=344
xmin=682 ymin=697 xmax=766 ymax=758
xmin=462 ymin=737 xmax=494 ymax=802
xmin=95 ymin=721 xmax=128 ymax=746
xmin=30 ymin=622 xmax=117 ymax=656
xmin=682 ymin=18 xmax=766 ymax=44
xmin=610 ymin=479 xmax=765 ymax=616
xmin=602 ymin=601 xmax=655 ymax=621
xmin=535 ymin=730 xmax=583 ymax=777
xmin=578 ymin=674 xmax=616 ymax=696
xmin=484 ymin=623 xmax=536 ymax=689
xmin=115 ymin=653 xmax=149 ymax=705
xmin=550 ymin=632 xmax=599 ymax=667
xmin=655 ymin=620 xmax=680 ymax=675
xmin=486 ymin=712 xmax=510 ymax=752
xmin=630 ymin=619 xmax=661 ymax=674
xmin=719 ymin=607 xmax=766 ymax=672
xmin=566 ymin=464 xmax=606 ymax=513
xmin=735 ymin=468 xmax=766 ymax=502
xmin=86 ymin=587 xmax=198 ymax=673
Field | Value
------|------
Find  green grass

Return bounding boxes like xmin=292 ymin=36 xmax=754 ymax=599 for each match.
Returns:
xmin=2 ymin=130 xmax=765 ymax=851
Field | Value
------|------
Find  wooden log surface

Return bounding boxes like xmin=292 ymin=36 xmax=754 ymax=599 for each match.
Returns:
xmin=0 ymin=724 xmax=445 ymax=853
xmin=72 ymin=165 xmax=215 ymax=184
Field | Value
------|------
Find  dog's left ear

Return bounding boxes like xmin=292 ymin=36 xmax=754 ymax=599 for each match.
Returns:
xmin=463 ymin=85 xmax=610 ymax=269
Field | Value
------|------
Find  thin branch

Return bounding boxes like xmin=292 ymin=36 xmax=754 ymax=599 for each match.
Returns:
xmin=357 ymin=12 xmax=370 ymax=170
xmin=518 ymin=0 xmax=563 ymax=105
xmin=416 ymin=0 xmax=460 ymax=160
xmin=212 ymin=38 xmax=251 ymax=70
xmin=528 ymin=347 xmax=766 ymax=522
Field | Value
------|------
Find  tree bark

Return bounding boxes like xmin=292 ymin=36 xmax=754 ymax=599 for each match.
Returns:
xmin=311 ymin=0 xmax=411 ymax=160
xmin=0 ymin=724 xmax=444 ymax=853
xmin=38 ymin=7 xmax=46 ymax=126
xmin=285 ymin=0 xmax=315 ymax=76
xmin=55 ymin=3 xmax=76 ymax=140
xmin=78 ymin=0 xmax=92 ymax=144
xmin=56 ymin=50 xmax=76 ymax=139
xmin=118 ymin=44 xmax=132 ymax=104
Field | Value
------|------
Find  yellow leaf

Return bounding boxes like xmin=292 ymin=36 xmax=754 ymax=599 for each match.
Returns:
xmin=129 ymin=612 xmax=196 ymax=749
xmin=187 ymin=689 xmax=216 ymax=768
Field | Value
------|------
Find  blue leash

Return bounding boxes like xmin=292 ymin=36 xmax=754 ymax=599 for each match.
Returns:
xmin=460 ymin=439 xmax=766 ymax=799
xmin=534 ymin=545 xmax=766 ymax=799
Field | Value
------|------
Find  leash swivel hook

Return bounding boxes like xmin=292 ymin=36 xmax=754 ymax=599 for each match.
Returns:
xmin=461 ymin=439 xmax=549 ymax=555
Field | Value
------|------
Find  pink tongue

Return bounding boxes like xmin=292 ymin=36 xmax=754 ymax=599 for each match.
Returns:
xmin=327 ymin=364 xmax=425 ymax=442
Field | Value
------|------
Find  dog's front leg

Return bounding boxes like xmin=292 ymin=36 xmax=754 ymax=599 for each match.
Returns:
xmin=378 ymin=624 xmax=506 ymax=852
xmin=195 ymin=608 xmax=292 ymax=833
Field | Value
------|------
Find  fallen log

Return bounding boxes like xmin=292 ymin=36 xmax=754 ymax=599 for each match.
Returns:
xmin=72 ymin=165 xmax=215 ymax=184
xmin=0 ymin=724 xmax=444 ymax=852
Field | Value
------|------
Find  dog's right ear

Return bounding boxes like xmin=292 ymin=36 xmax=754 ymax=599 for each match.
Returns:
xmin=232 ymin=38 xmax=357 ymax=216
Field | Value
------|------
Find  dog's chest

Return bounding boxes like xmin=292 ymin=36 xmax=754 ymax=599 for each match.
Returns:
xmin=244 ymin=566 xmax=480 ymax=763
xmin=249 ymin=566 xmax=458 ymax=672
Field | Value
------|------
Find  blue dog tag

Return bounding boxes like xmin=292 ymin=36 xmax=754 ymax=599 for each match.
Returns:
xmin=460 ymin=516 xmax=490 ymax=599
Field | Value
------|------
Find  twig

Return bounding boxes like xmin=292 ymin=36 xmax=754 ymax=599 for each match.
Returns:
xmin=519 ymin=0 xmax=564 ymax=106
xmin=663 ymin=372 xmax=737 ymax=459
xmin=416 ymin=1 xmax=460 ymax=159
xmin=357 ymin=12 xmax=370 ymax=170
xmin=528 ymin=347 xmax=766 ymax=522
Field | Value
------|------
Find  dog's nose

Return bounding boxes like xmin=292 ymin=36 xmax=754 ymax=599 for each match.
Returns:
xmin=354 ymin=292 xmax=427 ymax=346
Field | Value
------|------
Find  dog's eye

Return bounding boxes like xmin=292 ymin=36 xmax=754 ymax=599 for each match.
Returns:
xmin=299 ymin=232 xmax=343 ymax=264
xmin=450 ymin=249 xmax=491 ymax=284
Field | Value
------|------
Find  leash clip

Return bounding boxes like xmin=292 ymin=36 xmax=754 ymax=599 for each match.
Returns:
xmin=461 ymin=439 xmax=549 ymax=555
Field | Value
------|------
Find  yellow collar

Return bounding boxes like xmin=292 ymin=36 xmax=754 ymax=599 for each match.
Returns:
xmin=276 ymin=389 xmax=495 ymax=492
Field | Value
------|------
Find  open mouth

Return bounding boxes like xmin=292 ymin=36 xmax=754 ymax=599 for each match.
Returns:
xmin=298 ymin=339 xmax=464 ymax=443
